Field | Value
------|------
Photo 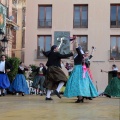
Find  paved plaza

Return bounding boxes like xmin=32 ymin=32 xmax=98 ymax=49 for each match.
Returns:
xmin=0 ymin=95 xmax=119 ymax=120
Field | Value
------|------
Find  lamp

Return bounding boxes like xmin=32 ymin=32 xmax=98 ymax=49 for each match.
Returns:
xmin=0 ymin=29 xmax=4 ymax=40
xmin=0 ymin=36 xmax=8 ymax=52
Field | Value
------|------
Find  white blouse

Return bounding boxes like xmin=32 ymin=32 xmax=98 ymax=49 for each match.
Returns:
xmin=0 ymin=61 xmax=5 ymax=72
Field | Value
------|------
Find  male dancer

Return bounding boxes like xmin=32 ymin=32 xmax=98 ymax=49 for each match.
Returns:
xmin=0 ymin=55 xmax=11 ymax=96
xmin=42 ymin=45 xmax=73 ymax=100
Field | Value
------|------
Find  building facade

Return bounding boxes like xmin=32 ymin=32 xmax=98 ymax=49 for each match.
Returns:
xmin=11 ymin=0 xmax=26 ymax=61
xmin=25 ymin=0 xmax=120 ymax=91
xmin=0 ymin=0 xmax=26 ymax=59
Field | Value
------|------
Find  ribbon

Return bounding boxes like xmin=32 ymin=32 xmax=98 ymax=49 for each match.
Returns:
xmin=83 ymin=64 xmax=87 ymax=78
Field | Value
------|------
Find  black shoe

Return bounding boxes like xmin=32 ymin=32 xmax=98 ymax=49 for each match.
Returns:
xmin=45 ymin=97 xmax=53 ymax=100
xmin=40 ymin=93 xmax=43 ymax=96
xmin=0 ymin=94 xmax=1 ymax=97
xmin=75 ymin=98 xmax=84 ymax=103
xmin=88 ymin=97 xmax=93 ymax=100
xmin=83 ymin=97 xmax=88 ymax=99
xmin=54 ymin=90 xmax=61 ymax=99
xmin=104 ymin=94 xmax=111 ymax=98
xmin=80 ymin=98 xmax=84 ymax=103
xmin=22 ymin=93 xmax=24 ymax=96
xmin=2 ymin=93 xmax=5 ymax=96
xmin=75 ymin=99 xmax=80 ymax=103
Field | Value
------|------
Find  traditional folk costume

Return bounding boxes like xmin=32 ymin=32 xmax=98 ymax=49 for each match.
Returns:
xmin=84 ymin=55 xmax=93 ymax=81
xmin=42 ymin=45 xmax=73 ymax=100
xmin=0 ymin=60 xmax=11 ymax=96
xmin=32 ymin=66 xmax=46 ymax=95
xmin=64 ymin=46 xmax=98 ymax=102
xmin=9 ymin=66 xmax=29 ymax=96
xmin=104 ymin=68 xmax=120 ymax=98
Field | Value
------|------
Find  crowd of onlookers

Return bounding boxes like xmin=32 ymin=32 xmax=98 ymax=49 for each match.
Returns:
xmin=65 ymin=63 xmax=74 ymax=76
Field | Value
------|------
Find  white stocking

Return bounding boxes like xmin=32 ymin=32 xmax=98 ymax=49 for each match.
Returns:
xmin=3 ymin=89 xmax=5 ymax=94
xmin=46 ymin=90 xmax=51 ymax=98
xmin=56 ymin=82 xmax=64 ymax=92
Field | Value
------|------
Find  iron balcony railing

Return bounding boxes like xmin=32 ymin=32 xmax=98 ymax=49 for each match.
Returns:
xmin=73 ymin=19 xmax=88 ymax=28
xmin=38 ymin=19 xmax=52 ymax=28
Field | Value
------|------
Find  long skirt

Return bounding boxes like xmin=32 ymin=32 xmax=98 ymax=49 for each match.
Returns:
xmin=0 ymin=73 xmax=10 ymax=89
xmin=32 ymin=75 xmax=45 ymax=91
xmin=64 ymin=65 xmax=98 ymax=98
xmin=87 ymin=68 xmax=93 ymax=82
xmin=44 ymin=66 xmax=67 ymax=90
xmin=9 ymin=74 xmax=29 ymax=94
xmin=104 ymin=77 xmax=120 ymax=97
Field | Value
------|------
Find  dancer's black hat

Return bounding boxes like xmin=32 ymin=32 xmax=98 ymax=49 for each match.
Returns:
xmin=51 ymin=45 xmax=57 ymax=51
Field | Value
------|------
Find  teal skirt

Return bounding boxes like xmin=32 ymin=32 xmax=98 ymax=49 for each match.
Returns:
xmin=104 ymin=77 xmax=120 ymax=97
xmin=64 ymin=65 xmax=98 ymax=98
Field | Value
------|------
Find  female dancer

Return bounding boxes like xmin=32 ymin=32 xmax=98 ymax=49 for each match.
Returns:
xmin=0 ymin=55 xmax=12 ymax=96
xmin=9 ymin=62 xmax=29 ymax=96
xmin=101 ymin=64 xmax=120 ymax=98
xmin=84 ymin=46 xmax=95 ymax=81
xmin=64 ymin=39 xmax=98 ymax=103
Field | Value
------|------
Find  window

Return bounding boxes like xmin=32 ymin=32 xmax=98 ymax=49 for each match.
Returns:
xmin=38 ymin=5 xmax=52 ymax=28
xmin=37 ymin=35 xmax=51 ymax=59
xmin=110 ymin=5 xmax=120 ymax=28
xmin=110 ymin=36 xmax=120 ymax=60
xmin=12 ymin=8 xmax=17 ymax=23
xmin=73 ymin=5 xmax=88 ymax=28
xmin=22 ymin=7 xmax=26 ymax=27
xmin=12 ymin=30 xmax=16 ymax=49
xmin=22 ymin=29 xmax=25 ymax=48
xmin=73 ymin=35 xmax=88 ymax=52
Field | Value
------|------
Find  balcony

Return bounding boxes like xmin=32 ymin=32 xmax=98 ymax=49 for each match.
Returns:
xmin=110 ymin=20 xmax=120 ymax=28
xmin=73 ymin=19 xmax=88 ymax=28
xmin=38 ymin=19 xmax=52 ymax=28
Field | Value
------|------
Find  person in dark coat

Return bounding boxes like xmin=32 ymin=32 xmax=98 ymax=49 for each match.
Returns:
xmin=0 ymin=55 xmax=12 ymax=96
xmin=42 ymin=45 xmax=73 ymax=100
xmin=32 ymin=63 xmax=46 ymax=95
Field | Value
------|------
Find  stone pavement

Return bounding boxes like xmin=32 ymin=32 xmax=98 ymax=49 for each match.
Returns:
xmin=0 ymin=95 xmax=119 ymax=120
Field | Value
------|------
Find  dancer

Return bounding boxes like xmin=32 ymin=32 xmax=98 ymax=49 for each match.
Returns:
xmin=83 ymin=47 xmax=95 ymax=100
xmin=9 ymin=62 xmax=29 ymax=96
xmin=101 ymin=64 xmax=120 ymax=98
xmin=84 ymin=46 xmax=95 ymax=81
xmin=42 ymin=44 xmax=73 ymax=100
xmin=64 ymin=38 xmax=98 ymax=103
xmin=32 ymin=63 xmax=46 ymax=96
xmin=0 ymin=55 xmax=11 ymax=96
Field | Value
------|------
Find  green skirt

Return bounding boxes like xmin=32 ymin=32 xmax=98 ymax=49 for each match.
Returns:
xmin=104 ymin=77 xmax=120 ymax=97
xmin=44 ymin=66 xmax=67 ymax=90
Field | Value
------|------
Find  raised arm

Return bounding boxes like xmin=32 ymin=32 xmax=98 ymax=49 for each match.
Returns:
xmin=90 ymin=46 xmax=96 ymax=56
xmin=101 ymin=69 xmax=108 ymax=73
xmin=74 ymin=37 xmax=84 ymax=56
xmin=58 ymin=37 xmax=63 ymax=49
xmin=57 ymin=52 xmax=73 ymax=59
xmin=76 ymin=47 xmax=83 ymax=56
